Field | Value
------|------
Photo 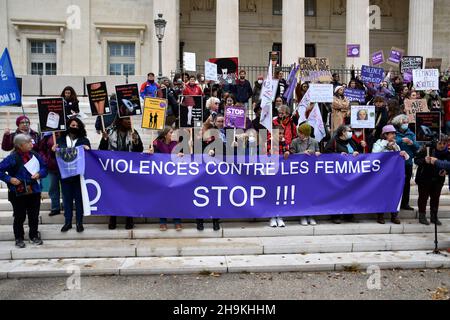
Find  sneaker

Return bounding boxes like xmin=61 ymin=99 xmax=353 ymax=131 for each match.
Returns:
xmin=300 ymin=217 xmax=308 ymax=226
xmin=30 ymin=232 xmax=43 ymax=246
xmin=277 ymin=217 xmax=285 ymax=228
xmin=15 ymin=239 xmax=26 ymax=249
xmin=308 ymin=217 xmax=317 ymax=226
xmin=270 ymin=218 xmax=278 ymax=228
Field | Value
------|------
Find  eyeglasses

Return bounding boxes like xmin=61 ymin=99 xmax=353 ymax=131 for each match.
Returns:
xmin=19 ymin=121 xmax=30 ymax=125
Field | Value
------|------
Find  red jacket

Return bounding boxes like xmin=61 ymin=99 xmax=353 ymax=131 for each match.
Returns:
xmin=273 ymin=117 xmax=297 ymax=146
xmin=183 ymin=84 xmax=204 ymax=96
xmin=445 ymin=89 xmax=450 ymax=122
xmin=352 ymin=133 xmax=369 ymax=154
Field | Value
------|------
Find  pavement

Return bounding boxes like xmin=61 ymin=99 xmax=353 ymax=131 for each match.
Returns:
xmin=0 ymin=269 xmax=448 ymax=300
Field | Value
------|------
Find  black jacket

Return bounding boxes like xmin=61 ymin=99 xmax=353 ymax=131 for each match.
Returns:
xmin=414 ymin=147 xmax=450 ymax=185
xmin=57 ymin=135 xmax=91 ymax=149
xmin=325 ymin=137 xmax=362 ymax=154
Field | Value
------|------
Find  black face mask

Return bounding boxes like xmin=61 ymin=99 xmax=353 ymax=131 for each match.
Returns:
xmin=68 ymin=127 xmax=80 ymax=136
xmin=149 ymin=80 xmax=155 ymax=84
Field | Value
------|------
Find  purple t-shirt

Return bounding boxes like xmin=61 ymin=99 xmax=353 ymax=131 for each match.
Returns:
xmin=154 ymin=140 xmax=177 ymax=154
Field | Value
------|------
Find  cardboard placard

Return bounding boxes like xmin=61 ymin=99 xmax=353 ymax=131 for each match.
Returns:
xmin=371 ymin=50 xmax=385 ymax=66
xmin=361 ymin=65 xmax=384 ymax=84
xmin=351 ymin=106 xmax=376 ymax=129
xmin=179 ymin=95 xmax=203 ymax=128
xmin=386 ymin=47 xmax=404 ymax=66
xmin=86 ymin=82 xmax=111 ymax=116
xmin=37 ymin=98 xmax=67 ymax=133
xmin=183 ymin=52 xmax=197 ymax=72
xmin=413 ymin=69 xmax=439 ymax=91
xmin=344 ymin=89 xmax=366 ymax=103
xmin=425 ymin=58 xmax=443 ymax=72
xmin=309 ymin=84 xmax=334 ymax=103
xmin=415 ymin=112 xmax=441 ymax=143
xmin=142 ymin=98 xmax=167 ymax=130
xmin=205 ymin=61 xmax=218 ymax=82
xmin=404 ymin=99 xmax=429 ymax=124
xmin=209 ymin=57 xmax=239 ymax=85
xmin=400 ymin=56 xmax=423 ymax=74
xmin=116 ymin=84 xmax=142 ymax=118
xmin=225 ymin=105 xmax=246 ymax=129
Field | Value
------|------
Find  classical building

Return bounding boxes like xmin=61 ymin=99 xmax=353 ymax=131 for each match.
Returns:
xmin=0 ymin=0 xmax=448 ymax=77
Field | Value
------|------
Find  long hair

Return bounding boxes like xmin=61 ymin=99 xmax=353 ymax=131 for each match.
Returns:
xmin=157 ymin=126 xmax=172 ymax=142
xmin=66 ymin=117 xmax=87 ymax=138
xmin=60 ymin=86 xmax=79 ymax=103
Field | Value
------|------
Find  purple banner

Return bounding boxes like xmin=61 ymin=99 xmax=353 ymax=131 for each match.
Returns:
xmin=347 ymin=45 xmax=360 ymax=58
xmin=82 ymin=151 xmax=405 ymax=219
xmin=344 ymin=89 xmax=366 ymax=103
xmin=361 ymin=65 xmax=384 ymax=84
xmin=387 ymin=48 xmax=404 ymax=65
xmin=371 ymin=51 xmax=385 ymax=66
xmin=225 ymin=106 xmax=246 ymax=129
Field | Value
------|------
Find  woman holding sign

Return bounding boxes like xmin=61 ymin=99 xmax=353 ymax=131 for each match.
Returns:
xmin=52 ymin=118 xmax=91 ymax=233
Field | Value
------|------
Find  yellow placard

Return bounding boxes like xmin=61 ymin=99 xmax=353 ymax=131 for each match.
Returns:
xmin=142 ymin=98 xmax=167 ymax=130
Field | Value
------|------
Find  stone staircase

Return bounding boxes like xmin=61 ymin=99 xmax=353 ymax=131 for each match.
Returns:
xmin=0 ymin=99 xmax=449 ymax=278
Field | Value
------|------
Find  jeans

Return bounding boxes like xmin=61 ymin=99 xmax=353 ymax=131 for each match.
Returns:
xmin=401 ymin=164 xmax=413 ymax=207
xmin=48 ymin=171 xmax=61 ymax=211
xmin=160 ymin=218 xmax=181 ymax=225
xmin=61 ymin=176 xmax=84 ymax=225
xmin=10 ymin=192 xmax=41 ymax=240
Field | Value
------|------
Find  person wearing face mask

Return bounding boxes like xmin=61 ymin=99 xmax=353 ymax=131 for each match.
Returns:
xmin=140 ymin=73 xmax=160 ymax=99
xmin=370 ymin=96 xmax=388 ymax=147
xmin=325 ymin=125 xmax=362 ymax=224
xmin=415 ymin=136 xmax=450 ymax=226
xmin=2 ymin=115 xmax=41 ymax=153
xmin=286 ymin=123 xmax=321 ymax=226
xmin=183 ymin=75 xmax=204 ymax=96
xmin=197 ymin=73 xmax=208 ymax=93
xmin=392 ymin=115 xmax=420 ymax=211
xmin=99 ymin=117 xmax=143 ymax=230
xmin=252 ymin=76 xmax=264 ymax=108
xmin=52 ymin=118 xmax=91 ymax=233
xmin=372 ymin=125 xmax=409 ymax=224
xmin=351 ymin=128 xmax=369 ymax=153
xmin=233 ymin=70 xmax=253 ymax=112
xmin=331 ymin=86 xmax=350 ymax=134
xmin=273 ymin=105 xmax=297 ymax=146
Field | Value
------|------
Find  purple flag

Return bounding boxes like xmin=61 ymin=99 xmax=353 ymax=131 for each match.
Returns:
xmin=56 ymin=146 xmax=86 ymax=179
xmin=284 ymin=65 xmax=300 ymax=104
xmin=82 ymin=151 xmax=405 ymax=219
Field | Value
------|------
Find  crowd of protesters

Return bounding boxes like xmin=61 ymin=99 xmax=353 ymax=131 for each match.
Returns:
xmin=1 ymin=65 xmax=450 ymax=248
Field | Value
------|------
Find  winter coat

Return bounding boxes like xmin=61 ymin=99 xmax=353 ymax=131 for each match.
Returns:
xmin=372 ymin=139 xmax=401 ymax=153
xmin=182 ymin=84 xmax=204 ymax=96
xmin=233 ymin=80 xmax=253 ymax=104
xmin=289 ymin=137 xmax=320 ymax=154
xmin=2 ymin=129 xmax=40 ymax=153
xmin=395 ymin=128 xmax=420 ymax=166
xmin=99 ymin=128 xmax=143 ymax=153
xmin=414 ymin=147 xmax=450 ymax=185
xmin=325 ymin=137 xmax=361 ymax=154
xmin=39 ymin=134 xmax=58 ymax=172
xmin=331 ymin=96 xmax=350 ymax=133
xmin=140 ymin=81 xmax=160 ymax=99
xmin=273 ymin=116 xmax=297 ymax=146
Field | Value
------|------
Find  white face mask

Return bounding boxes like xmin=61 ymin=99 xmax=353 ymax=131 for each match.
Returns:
xmin=346 ymin=132 xmax=353 ymax=140
xmin=200 ymin=77 xmax=205 ymax=82
xmin=354 ymin=131 xmax=363 ymax=138
xmin=248 ymin=136 xmax=256 ymax=144
xmin=258 ymin=80 xmax=263 ymax=85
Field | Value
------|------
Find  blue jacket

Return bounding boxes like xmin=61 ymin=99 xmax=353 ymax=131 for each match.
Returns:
xmin=0 ymin=151 xmax=48 ymax=194
xmin=435 ymin=160 xmax=450 ymax=171
xmin=395 ymin=129 xmax=420 ymax=166
xmin=140 ymin=81 xmax=159 ymax=99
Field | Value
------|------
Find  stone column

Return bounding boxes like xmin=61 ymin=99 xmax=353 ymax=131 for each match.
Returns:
xmin=408 ymin=0 xmax=434 ymax=60
xmin=345 ymin=0 xmax=370 ymax=69
xmin=0 ymin=1 xmax=8 ymax=53
xmin=216 ymin=0 xmax=239 ymax=58
xmin=152 ymin=0 xmax=180 ymax=76
xmin=282 ymin=0 xmax=305 ymax=65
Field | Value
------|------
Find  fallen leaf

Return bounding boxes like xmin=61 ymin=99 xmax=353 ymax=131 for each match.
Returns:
xmin=431 ymin=287 xmax=449 ymax=300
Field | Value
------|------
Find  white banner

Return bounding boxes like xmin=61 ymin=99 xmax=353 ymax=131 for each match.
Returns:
xmin=183 ymin=52 xmax=197 ymax=72
xmin=205 ymin=61 xmax=218 ymax=82
xmin=309 ymin=84 xmax=334 ymax=103
xmin=413 ymin=69 xmax=439 ymax=91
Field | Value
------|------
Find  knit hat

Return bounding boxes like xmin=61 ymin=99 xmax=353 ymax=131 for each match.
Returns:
xmin=298 ymin=123 xmax=312 ymax=137
xmin=16 ymin=115 xmax=30 ymax=127
xmin=334 ymin=86 xmax=344 ymax=94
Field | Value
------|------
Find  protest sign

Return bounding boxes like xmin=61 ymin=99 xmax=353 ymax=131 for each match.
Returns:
xmin=425 ymin=58 xmax=443 ymax=71
xmin=400 ymin=56 xmax=423 ymax=74
xmin=386 ymin=47 xmax=404 ymax=66
xmin=344 ymin=89 xmax=366 ymax=103
xmin=116 ymin=84 xmax=142 ymax=118
xmin=37 ymin=98 xmax=66 ymax=133
xmin=0 ymin=48 xmax=21 ymax=107
xmin=308 ymin=84 xmax=333 ymax=103
xmin=225 ymin=105 xmax=246 ymax=129
xmin=82 ymin=152 xmax=405 ymax=218
xmin=361 ymin=65 xmax=384 ymax=84
xmin=205 ymin=61 xmax=218 ymax=82
xmin=179 ymin=95 xmax=203 ymax=128
xmin=413 ymin=69 xmax=439 ymax=91
xmin=347 ymin=44 xmax=360 ymax=58
xmin=404 ymin=99 xmax=429 ymax=123
xmin=298 ymin=57 xmax=331 ymax=82
xmin=351 ymin=106 xmax=376 ymax=129
xmin=209 ymin=57 xmax=239 ymax=85
xmin=56 ymin=146 xmax=85 ymax=179
xmin=415 ymin=112 xmax=441 ymax=143
xmin=371 ymin=50 xmax=385 ymax=66
xmin=142 ymin=98 xmax=167 ymax=130
xmin=87 ymin=82 xmax=111 ymax=116
xmin=183 ymin=52 xmax=196 ymax=72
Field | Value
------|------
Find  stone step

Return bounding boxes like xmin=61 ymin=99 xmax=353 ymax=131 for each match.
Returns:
xmin=1 ymin=250 xmax=449 ymax=279
xmin=0 ymin=220 xmax=448 ymax=242
xmin=0 ymin=233 xmax=449 ymax=261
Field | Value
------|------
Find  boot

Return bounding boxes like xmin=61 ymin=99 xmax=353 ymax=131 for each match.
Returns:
xmin=391 ymin=213 xmax=401 ymax=225
xmin=108 ymin=216 xmax=117 ymax=230
xmin=125 ymin=217 xmax=134 ymax=230
xmin=213 ymin=219 xmax=221 ymax=231
xmin=418 ymin=212 xmax=430 ymax=225
xmin=376 ymin=214 xmax=385 ymax=224
xmin=430 ymin=212 xmax=442 ymax=226
xmin=196 ymin=219 xmax=204 ymax=231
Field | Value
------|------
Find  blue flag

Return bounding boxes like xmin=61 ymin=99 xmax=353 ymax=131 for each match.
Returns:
xmin=0 ymin=48 xmax=21 ymax=107
xmin=56 ymin=146 xmax=86 ymax=179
